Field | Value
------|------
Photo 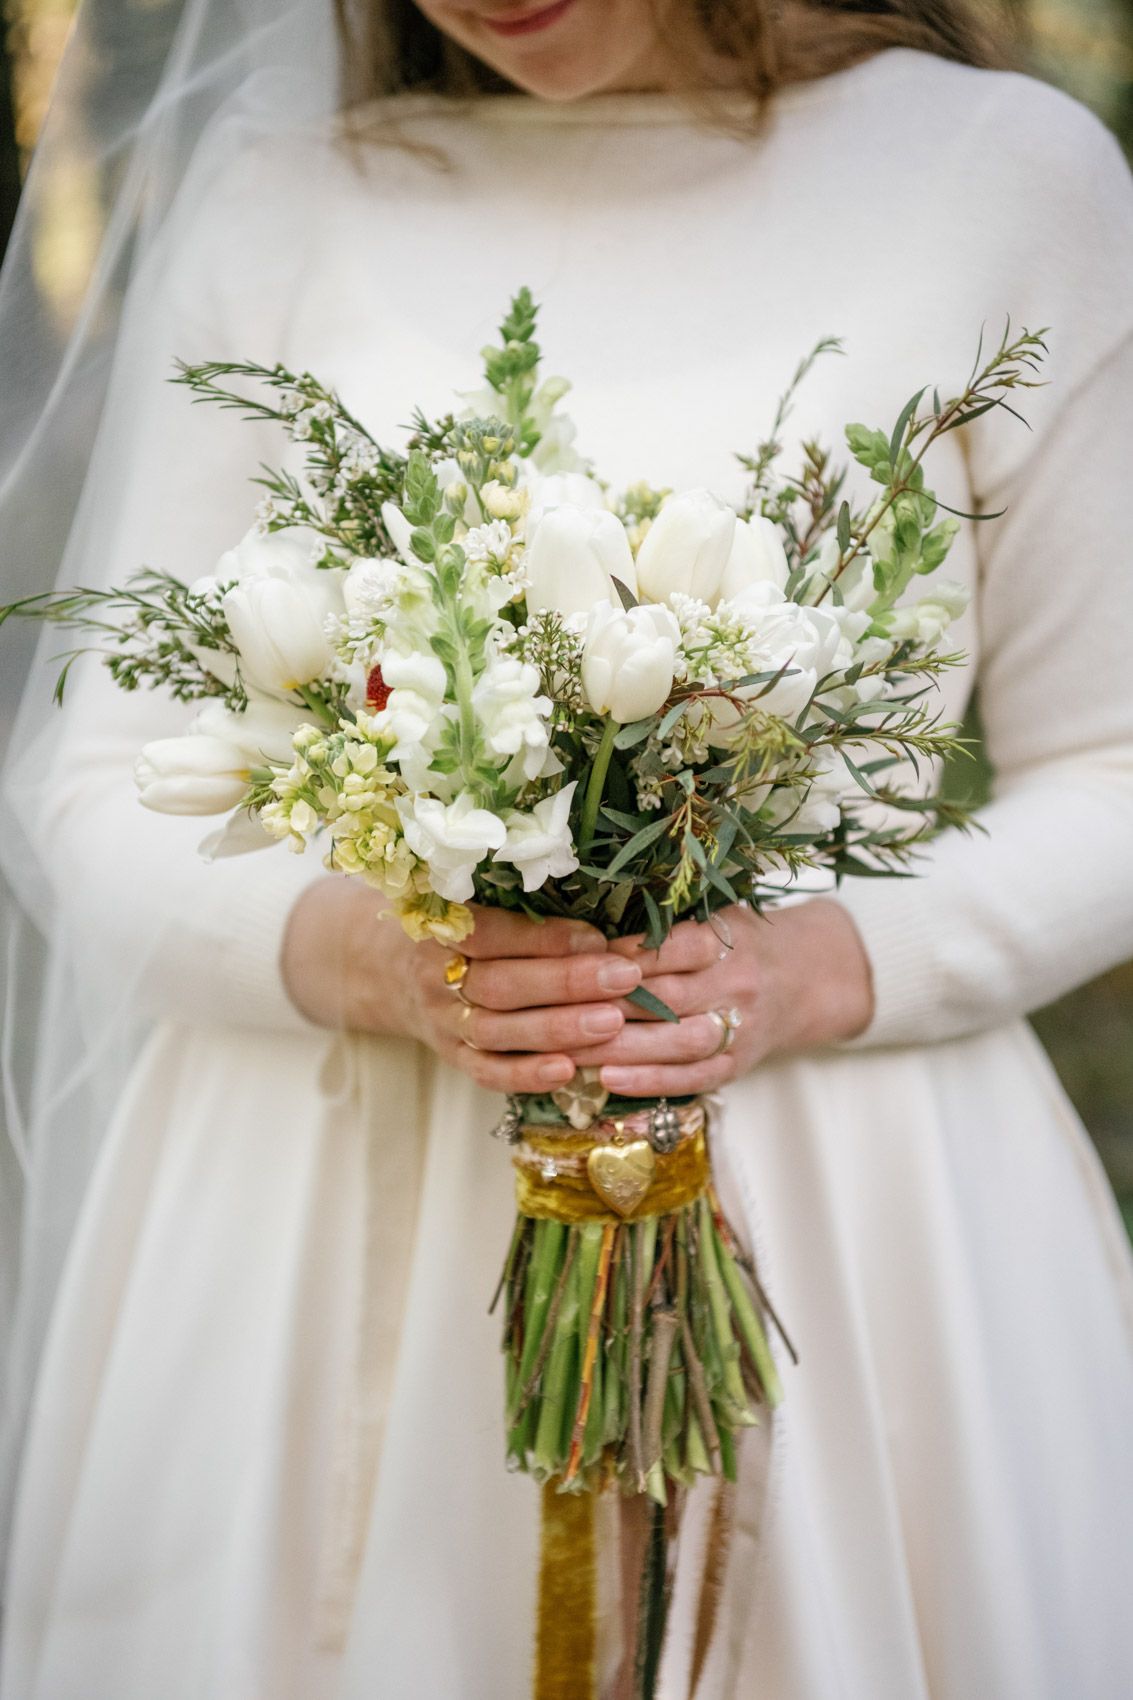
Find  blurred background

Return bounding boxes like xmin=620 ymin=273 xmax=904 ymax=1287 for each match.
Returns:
xmin=1 ymin=0 xmax=1131 ymax=1234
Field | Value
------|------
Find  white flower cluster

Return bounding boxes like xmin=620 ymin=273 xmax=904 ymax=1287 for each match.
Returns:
xmin=130 ymin=378 xmax=969 ymax=940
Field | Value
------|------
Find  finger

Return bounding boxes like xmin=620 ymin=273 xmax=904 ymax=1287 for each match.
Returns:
xmin=569 ymin=1012 xmax=723 ymax=1068
xmin=455 ymin=999 xmax=627 ymax=1055
xmin=446 ymin=1043 xmax=578 ymax=1096
xmin=461 ymin=909 xmax=607 ymax=961
xmin=621 ymin=969 xmax=721 ymax=1021
xmin=464 ymin=951 xmax=641 ymax=1013
xmin=598 ymin=1055 xmax=739 ymax=1097
xmin=608 ymin=919 xmax=723 ymax=976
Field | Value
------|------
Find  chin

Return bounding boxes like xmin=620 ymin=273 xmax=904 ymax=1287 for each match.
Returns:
xmin=452 ymin=0 xmax=661 ymax=101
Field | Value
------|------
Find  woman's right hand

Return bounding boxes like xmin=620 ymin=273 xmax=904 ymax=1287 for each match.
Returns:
xmin=281 ymin=875 xmax=643 ymax=1095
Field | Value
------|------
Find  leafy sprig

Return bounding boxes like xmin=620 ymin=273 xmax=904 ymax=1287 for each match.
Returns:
xmin=0 ymin=569 xmax=243 ymax=707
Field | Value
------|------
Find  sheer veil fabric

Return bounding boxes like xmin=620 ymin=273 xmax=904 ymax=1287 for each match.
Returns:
xmin=3 ymin=9 xmax=1133 ymax=1696
xmin=0 ymin=0 xmax=341 ymax=1582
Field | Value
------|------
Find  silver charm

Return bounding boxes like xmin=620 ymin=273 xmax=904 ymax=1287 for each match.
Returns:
xmin=491 ymin=1096 xmax=524 ymax=1144
xmin=648 ymin=1098 xmax=681 ymax=1154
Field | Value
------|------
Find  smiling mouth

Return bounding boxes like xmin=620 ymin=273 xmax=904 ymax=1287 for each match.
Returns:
xmin=481 ymin=0 xmax=578 ymax=38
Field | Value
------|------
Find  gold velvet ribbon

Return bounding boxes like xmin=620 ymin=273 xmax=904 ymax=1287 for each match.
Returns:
xmin=536 ymin=1480 xmax=597 ymax=1700
xmin=515 ymin=1128 xmax=710 ymax=1224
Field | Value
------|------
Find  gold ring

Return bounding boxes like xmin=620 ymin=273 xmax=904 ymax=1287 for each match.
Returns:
xmin=444 ymin=952 xmax=473 ymax=1005
xmin=459 ymin=1002 xmax=482 ymax=1050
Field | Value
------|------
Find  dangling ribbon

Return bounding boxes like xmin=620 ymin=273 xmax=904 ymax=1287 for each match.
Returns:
xmin=535 ymin=1480 xmax=598 ymax=1700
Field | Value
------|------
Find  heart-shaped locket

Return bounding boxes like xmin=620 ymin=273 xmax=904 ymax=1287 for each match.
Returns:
xmin=586 ymin=1140 xmax=656 ymax=1218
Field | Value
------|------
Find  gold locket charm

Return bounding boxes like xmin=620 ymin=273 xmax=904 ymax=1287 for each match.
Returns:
xmin=586 ymin=1140 xmax=656 ymax=1218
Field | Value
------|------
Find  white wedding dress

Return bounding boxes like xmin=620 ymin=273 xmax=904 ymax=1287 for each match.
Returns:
xmin=4 ymin=46 xmax=1133 ymax=1700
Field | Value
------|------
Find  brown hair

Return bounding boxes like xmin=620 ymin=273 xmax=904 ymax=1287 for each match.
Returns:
xmin=333 ymin=0 xmax=1012 ymax=126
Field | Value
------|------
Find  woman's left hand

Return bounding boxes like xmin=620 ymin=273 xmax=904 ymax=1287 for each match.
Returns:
xmin=568 ymin=897 xmax=876 ymax=1099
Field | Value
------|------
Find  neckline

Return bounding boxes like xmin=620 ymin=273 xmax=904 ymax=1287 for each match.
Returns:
xmin=354 ymin=47 xmax=919 ymax=132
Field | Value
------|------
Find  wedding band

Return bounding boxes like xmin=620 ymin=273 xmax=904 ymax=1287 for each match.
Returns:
xmin=459 ymin=1002 xmax=482 ymax=1050
xmin=708 ymin=1006 xmax=744 ymax=1056
xmin=444 ymin=952 xmax=473 ymax=1005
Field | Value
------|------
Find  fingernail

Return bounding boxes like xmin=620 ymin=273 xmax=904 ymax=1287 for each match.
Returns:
xmin=568 ymin=925 xmax=607 ymax=954
xmin=581 ymin=1006 xmax=622 ymax=1038
xmin=539 ymin=1058 xmax=575 ymax=1086
xmin=597 ymin=960 xmax=641 ymax=993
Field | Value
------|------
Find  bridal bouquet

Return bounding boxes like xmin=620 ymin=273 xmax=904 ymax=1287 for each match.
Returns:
xmin=3 ymin=292 xmax=1043 ymax=1696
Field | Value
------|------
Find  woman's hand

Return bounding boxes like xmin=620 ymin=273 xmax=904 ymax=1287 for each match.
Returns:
xmin=281 ymin=876 xmax=642 ymax=1094
xmin=568 ymin=898 xmax=876 ymax=1098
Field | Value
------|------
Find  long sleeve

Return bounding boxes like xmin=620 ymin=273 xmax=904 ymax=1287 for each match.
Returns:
xmin=20 ymin=147 xmax=329 ymax=1033
xmin=833 ymin=90 xmax=1133 ymax=1048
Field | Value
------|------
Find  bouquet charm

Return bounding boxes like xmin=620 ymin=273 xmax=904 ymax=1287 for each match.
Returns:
xmin=2 ymin=290 xmax=1044 ymax=1697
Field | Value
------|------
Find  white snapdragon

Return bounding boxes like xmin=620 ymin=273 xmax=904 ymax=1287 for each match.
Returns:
xmin=372 ymin=649 xmax=449 ymax=787
xmin=634 ymin=489 xmax=736 ymax=607
xmin=528 ymin=376 xmax=584 ymax=473
xmin=581 ymin=602 xmax=679 ymax=723
xmin=525 ymin=505 xmax=637 ymax=619
xmin=472 ymin=655 xmax=553 ymax=781
xmin=888 ymin=578 xmax=969 ymax=644
xmin=397 ymin=792 xmax=507 ymax=903
xmin=494 ymin=784 xmax=579 ymax=892
xmin=380 ymin=500 xmax=421 ymax=566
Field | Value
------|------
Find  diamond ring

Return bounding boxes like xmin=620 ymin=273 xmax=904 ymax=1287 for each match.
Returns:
xmin=708 ymin=1006 xmax=743 ymax=1056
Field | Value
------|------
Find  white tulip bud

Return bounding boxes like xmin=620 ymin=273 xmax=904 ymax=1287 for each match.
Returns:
xmin=135 ymin=735 xmax=255 ymax=816
xmin=634 ymin=489 xmax=736 ymax=607
xmin=581 ymin=602 xmax=679 ymax=724
xmin=525 ymin=506 xmax=637 ymax=619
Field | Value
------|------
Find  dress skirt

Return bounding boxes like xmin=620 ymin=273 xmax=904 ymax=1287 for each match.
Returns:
xmin=3 ymin=1015 xmax=1133 ymax=1699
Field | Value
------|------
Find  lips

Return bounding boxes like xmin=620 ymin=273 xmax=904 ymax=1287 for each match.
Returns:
xmin=480 ymin=0 xmax=577 ymax=38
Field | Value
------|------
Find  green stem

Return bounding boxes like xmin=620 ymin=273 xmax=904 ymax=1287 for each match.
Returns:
xmin=579 ymin=717 xmax=619 ymax=856
xmin=717 ymin=1231 xmax=784 ymax=1408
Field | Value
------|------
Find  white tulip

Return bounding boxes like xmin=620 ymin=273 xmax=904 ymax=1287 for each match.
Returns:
xmin=219 ymin=528 xmax=343 ymax=694
xmin=524 ymin=472 xmax=607 ymax=534
xmin=581 ymin=602 xmax=679 ymax=724
xmin=189 ymin=695 xmax=307 ymax=766
xmin=634 ymin=489 xmax=736 ymax=607
xmin=135 ymin=735 xmax=257 ymax=816
xmin=397 ymin=792 xmax=507 ymax=903
xmin=524 ymin=506 xmax=637 ymax=620
xmin=215 ymin=525 xmax=319 ymax=587
xmin=717 ymin=515 xmax=790 ymax=601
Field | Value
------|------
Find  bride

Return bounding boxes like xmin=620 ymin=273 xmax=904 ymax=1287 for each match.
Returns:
xmin=2 ymin=0 xmax=1133 ymax=1695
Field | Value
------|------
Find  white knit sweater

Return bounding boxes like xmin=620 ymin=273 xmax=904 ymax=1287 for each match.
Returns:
xmin=45 ymin=45 xmax=1133 ymax=1051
